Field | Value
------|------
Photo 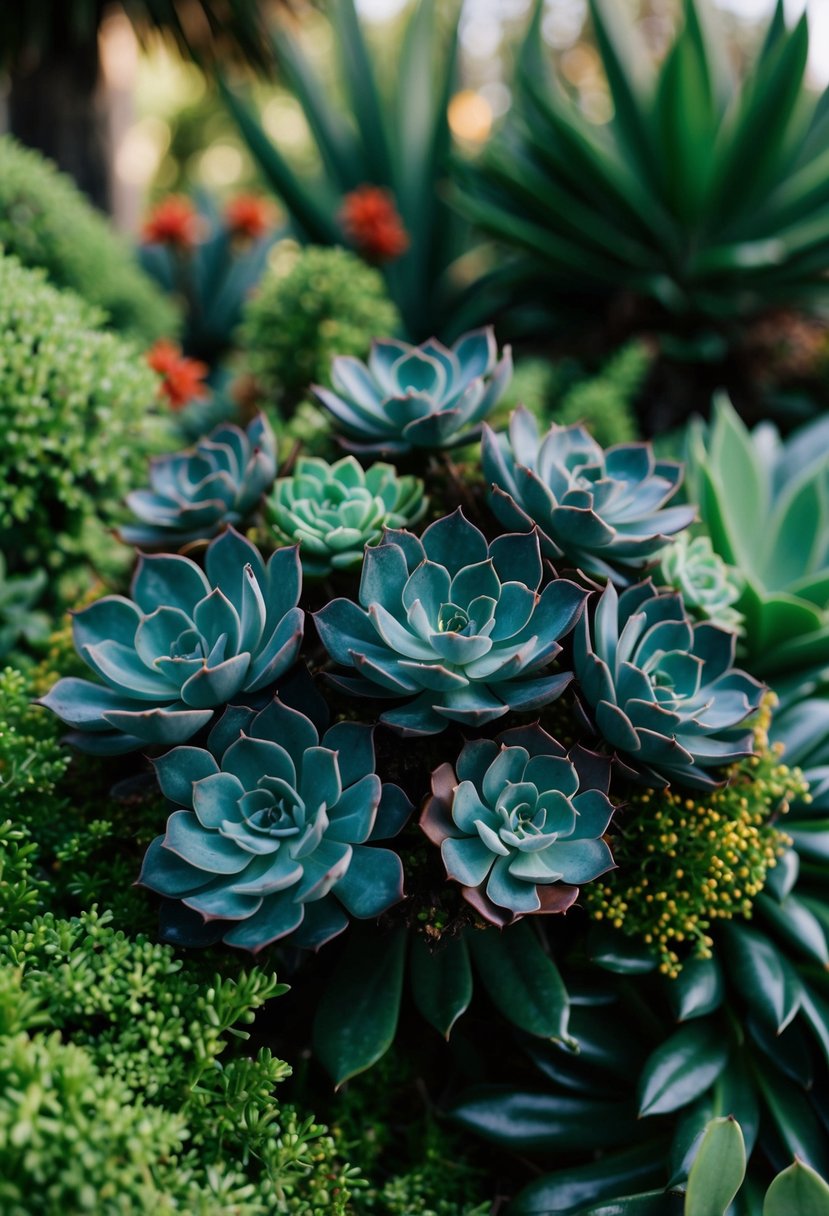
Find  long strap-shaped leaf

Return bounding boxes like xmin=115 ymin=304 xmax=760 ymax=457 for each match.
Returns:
xmin=331 ymin=0 xmax=394 ymax=187
xmin=588 ymin=0 xmax=658 ymax=193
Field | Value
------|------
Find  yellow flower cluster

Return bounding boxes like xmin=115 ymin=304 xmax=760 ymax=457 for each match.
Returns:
xmin=585 ymin=697 xmax=807 ymax=977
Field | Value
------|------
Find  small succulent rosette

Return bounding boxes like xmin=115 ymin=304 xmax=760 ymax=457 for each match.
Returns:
xmin=421 ymin=724 xmax=615 ymax=927
xmin=482 ymin=406 xmax=695 ymax=581
xmin=41 ymin=529 xmax=303 ymax=753
xmin=265 ymin=454 xmax=426 ymax=577
xmin=313 ymin=326 xmax=512 ymax=454
xmin=139 ymin=697 xmax=412 ymax=952
xmin=118 ymin=414 xmax=277 ymax=549
xmin=574 ymin=579 xmax=764 ymax=788
xmin=659 ymin=533 xmax=744 ymax=634
xmin=315 ymin=509 xmax=588 ymax=735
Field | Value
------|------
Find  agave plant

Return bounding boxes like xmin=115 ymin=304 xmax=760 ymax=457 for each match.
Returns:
xmin=0 ymin=554 xmax=49 ymax=657
xmin=314 ymin=328 xmax=512 ymax=455
xmin=40 ymin=529 xmax=303 ymax=753
xmin=573 ymin=579 xmax=763 ymax=787
xmin=118 ymin=415 xmax=277 ymax=550
xmin=421 ymin=724 xmax=614 ymax=926
xmin=687 ymin=395 xmax=829 ymax=686
xmin=139 ymin=697 xmax=410 ymax=952
xmin=482 ymin=406 xmax=694 ymax=581
xmin=265 ymin=455 xmax=426 ymax=577
xmin=460 ymin=0 xmax=829 ymax=342
xmin=315 ymin=509 xmax=587 ymax=735
xmin=660 ymin=532 xmax=744 ymax=634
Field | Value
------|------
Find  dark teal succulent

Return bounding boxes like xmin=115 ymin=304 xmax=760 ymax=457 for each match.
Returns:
xmin=41 ymin=529 xmax=303 ymax=753
xmin=482 ymin=407 xmax=695 ymax=581
xmin=265 ymin=454 xmax=426 ymax=577
xmin=118 ymin=414 xmax=277 ymax=549
xmin=573 ymin=579 xmax=763 ymax=788
xmin=314 ymin=509 xmax=587 ymax=735
xmin=313 ymin=327 xmax=512 ymax=454
xmin=139 ymin=697 xmax=411 ymax=952
xmin=421 ymin=724 xmax=614 ymax=926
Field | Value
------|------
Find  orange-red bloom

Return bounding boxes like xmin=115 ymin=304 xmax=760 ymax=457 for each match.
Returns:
xmin=147 ymin=339 xmax=209 ymax=411
xmin=142 ymin=196 xmax=201 ymax=248
xmin=340 ymin=186 xmax=410 ymax=264
xmin=225 ymin=194 xmax=276 ymax=240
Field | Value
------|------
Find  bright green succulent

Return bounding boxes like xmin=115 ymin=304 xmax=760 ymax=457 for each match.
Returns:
xmin=687 ymin=395 xmax=829 ymax=683
xmin=573 ymin=579 xmax=763 ymax=787
xmin=118 ymin=415 xmax=277 ymax=550
xmin=40 ymin=529 xmax=303 ymax=753
xmin=0 ymin=555 xmax=49 ymax=658
xmin=139 ymin=697 xmax=411 ymax=952
xmin=421 ymin=724 xmax=614 ymax=927
xmin=482 ymin=407 xmax=694 ymax=582
xmin=460 ymin=0 xmax=829 ymax=343
xmin=314 ymin=328 xmax=512 ymax=455
xmin=265 ymin=455 xmax=426 ymax=577
xmin=660 ymin=533 xmax=744 ymax=634
xmin=314 ymin=510 xmax=587 ymax=735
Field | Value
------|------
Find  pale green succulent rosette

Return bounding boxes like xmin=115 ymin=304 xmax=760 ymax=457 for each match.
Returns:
xmin=482 ymin=406 xmax=695 ymax=582
xmin=118 ymin=414 xmax=277 ymax=550
xmin=40 ymin=529 xmax=303 ymax=754
xmin=660 ymin=533 xmax=744 ymax=634
xmin=265 ymin=455 xmax=426 ymax=577
xmin=140 ymin=697 xmax=411 ymax=953
xmin=315 ymin=509 xmax=588 ymax=736
xmin=574 ymin=579 xmax=764 ymax=789
xmin=421 ymin=723 xmax=615 ymax=927
xmin=313 ymin=326 xmax=512 ymax=454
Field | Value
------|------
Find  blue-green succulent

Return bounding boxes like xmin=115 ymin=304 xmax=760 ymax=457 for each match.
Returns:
xmin=482 ymin=407 xmax=695 ymax=581
xmin=40 ymin=529 xmax=303 ymax=753
xmin=314 ymin=509 xmax=588 ymax=735
xmin=574 ymin=580 xmax=763 ymax=788
xmin=265 ymin=454 xmax=426 ymax=577
xmin=313 ymin=326 xmax=512 ymax=454
xmin=118 ymin=414 xmax=277 ymax=549
xmin=139 ymin=697 xmax=411 ymax=952
xmin=660 ymin=533 xmax=744 ymax=634
xmin=421 ymin=724 xmax=614 ymax=926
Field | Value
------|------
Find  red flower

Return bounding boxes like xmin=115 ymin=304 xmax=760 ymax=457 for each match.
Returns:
xmin=142 ymin=196 xmax=201 ymax=249
xmin=147 ymin=340 xmax=209 ymax=411
xmin=340 ymin=186 xmax=410 ymax=264
xmin=225 ymin=194 xmax=276 ymax=240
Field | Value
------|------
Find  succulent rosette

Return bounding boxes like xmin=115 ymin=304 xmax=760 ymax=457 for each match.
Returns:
xmin=118 ymin=414 xmax=277 ymax=549
xmin=421 ymin=723 xmax=615 ymax=926
xmin=139 ymin=697 xmax=411 ymax=952
xmin=573 ymin=579 xmax=764 ymax=788
xmin=313 ymin=326 xmax=512 ymax=454
xmin=41 ymin=529 xmax=303 ymax=753
xmin=314 ymin=509 xmax=588 ymax=735
xmin=266 ymin=454 xmax=426 ymax=577
xmin=659 ymin=533 xmax=744 ymax=634
xmin=482 ymin=407 xmax=695 ymax=581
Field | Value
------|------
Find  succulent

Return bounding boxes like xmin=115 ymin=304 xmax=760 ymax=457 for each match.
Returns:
xmin=421 ymin=724 xmax=614 ymax=926
xmin=314 ymin=327 xmax=512 ymax=455
xmin=41 ymin=529 xmax=303 ymax=753
xmin=0 ymin=555 xmax=49 ymax=657
xmin=687 ymin=395 xmax=829 ymax=684
xmin=118 ymin=415 xmax=277 ymax=550
xmin=573 ymin=579 xmax=763 ymax=787
xmin=315 ymin=510 xmax=587 ymax=735
xmin=139 ymin=697 xmax=411 ymax=952
xmin=482 ymin=407 xmax=694 ymax=582
xmin=659 ymin=532 xmax=744 ymax=634
xmin=266 ymin=455 xmax=427 ymax=577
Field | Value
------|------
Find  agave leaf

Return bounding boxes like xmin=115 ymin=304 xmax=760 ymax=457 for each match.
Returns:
xmin=588 ymin=0 xmax=657 ymax=189
xmin=637 ymin=1022 xmax=729 ymax=1117
xmin=331 ymin=0 xmax=393 ymax=186
xmin=684 ymin=1116 xmax=746 ymax=1216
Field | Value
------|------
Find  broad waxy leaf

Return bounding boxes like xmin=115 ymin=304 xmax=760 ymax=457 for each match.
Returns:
xmin=763 ymin=1159 xmax=829 ymax=1215
xmin=468 ymin=921 xmax=572 ymax=1043
xmin=410 ymin=932 xmax=472 ymax=1040
xmin=684 ymin=1116 xmax=746 ymax=1216
xmin=637 ymin=1022 xmax=729 ymax=1117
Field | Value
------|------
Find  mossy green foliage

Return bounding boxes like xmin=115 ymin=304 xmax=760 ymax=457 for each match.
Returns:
xmin=585 ymin=698 xmax=804 ymax=975
xmin=0 ymin=253 xmax=166 ymax=601
xmin=240 ymin=244 xmax=399 ymax=415
xmin=0 ymin=136 xmax=178 ymax=344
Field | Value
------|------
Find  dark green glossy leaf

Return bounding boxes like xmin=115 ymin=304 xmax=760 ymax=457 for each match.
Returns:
xmin=468 ymin=922 xmax=571 ymax=1043
xmin=668 ymin=956 xmax=724 ymax=1022
xmin=638 ymin=1022 xmax=729 ymax=1117
xmin=509 ymin=1139 xmax=670 ymax=1215
xmin=410 ymin=932 xmax=472 ymax=1040
xmin=447 ymin=1085 xmax=639 ymax=1152
xmin=587 ymin=926 xmax=659 ymax=975
xmin=720 ymin=920 xmax=802 ymax=1033
xmin=757 ymin=892 xmax=829 ymax=966
xmin=583 ymin=1192 xmax=683 ymax=1216
xmin=755 ymin=1070 xmax=829 ymax=1175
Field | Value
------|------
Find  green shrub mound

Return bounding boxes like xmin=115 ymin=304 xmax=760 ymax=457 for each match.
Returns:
xmin=0 ymin=254 xmax=164 ymax=598
xmin=240 ymin=245 xmax=399 ymax=415
xmin=0 ymin=136 xmax=177 ymax=344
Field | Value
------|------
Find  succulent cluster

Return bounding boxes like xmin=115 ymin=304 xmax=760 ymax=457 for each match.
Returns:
xmin=659 ymin=532 xmax=744 ymax=634
xmin=316 ymin=328 xmax=512 ymax=454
